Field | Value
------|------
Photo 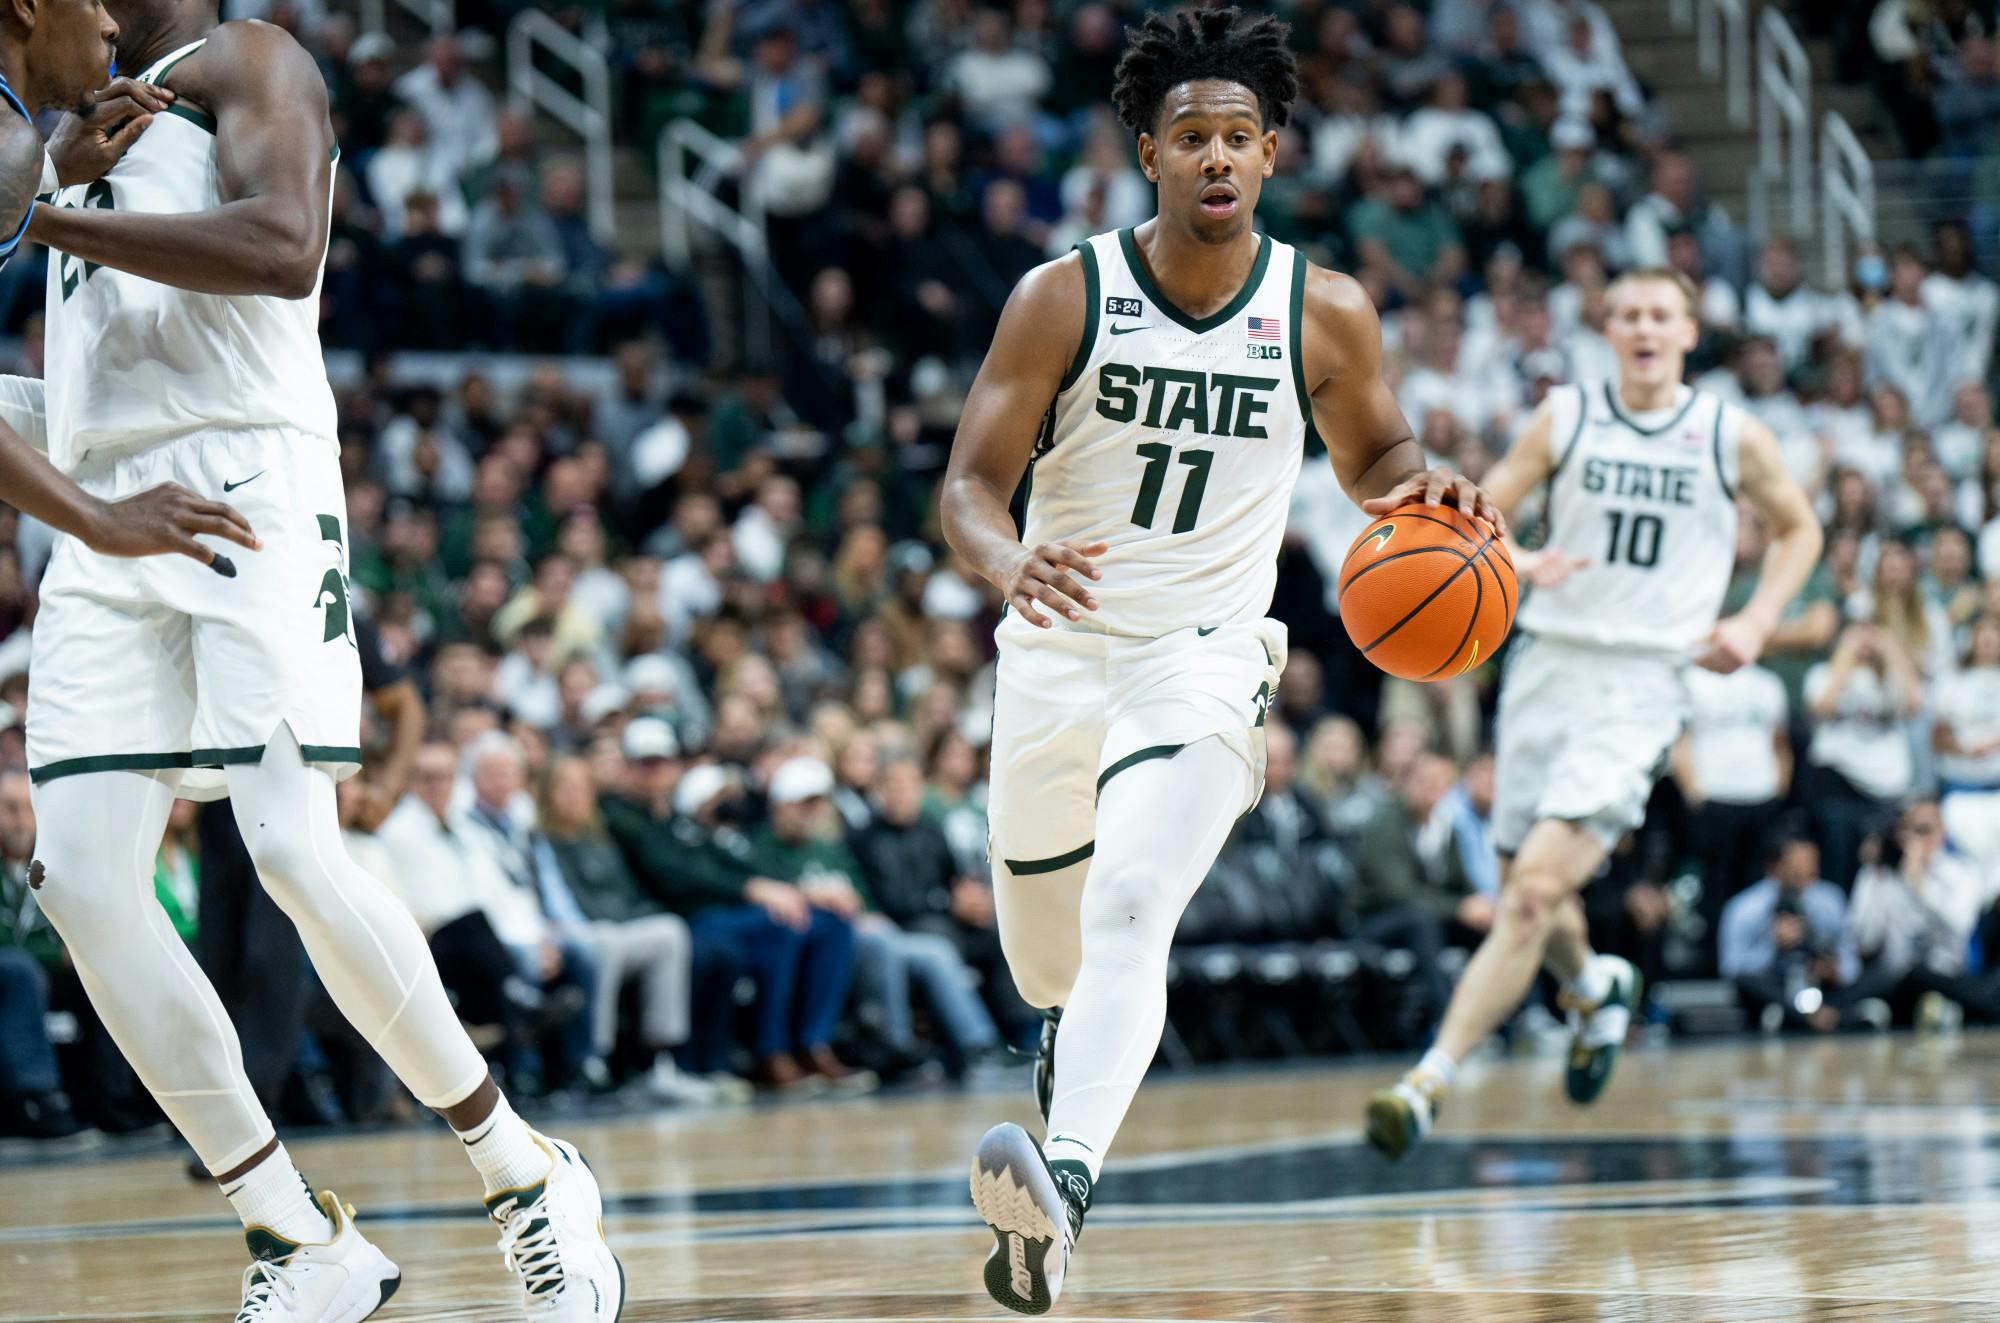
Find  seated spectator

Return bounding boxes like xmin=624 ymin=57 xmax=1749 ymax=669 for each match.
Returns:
xmin=752 ymin=756 xmax=998 ymax=1076
xmin=1846 ymin=800 xmax=2000 ymax=1022
xmin=1864 ymin=248 xmax=1964 ymax=430
xmin=1347 ymin=753 xmax=1493 ymax=1027
xmin=1547 ymin=181 xmax=1631 ymax=272
xmin=1400 ymin=71 xmax=1511 ymax=186
xmin=1348 ymin=160 xmax=1467 ymax=302
xmin=1441 ymin=751 xmax=1501 ymax=900
xmin=1922 ymin=221 xmax=1997 ymax=386
xmin=1804 ymin=621 xmax=1925 ymax=888
xmin=946 ymin=7 xmax=1051 ymax=134
xmin=366 ymin=109 xmax=468 ymax=240
xmin=599 ymin=719 xmax=862 ymax=1091
xmin=540 ymin=754 xmax=740 ymax=1103
xmin=1720 ymin=832 xmax=1859 ymax=1032
xmin=1539 ymin=7 xmax=1644 ymax=120
xmin=1935 ymin=614 xmax=2000 ymax=871
xmin=462 ymin=172 xmax=568 ymax=351
xmin=850 ymin=754 xmax=1031 ymax=1048
xmin=457 ymin=733 xmax=602 ymax=1089
xmin=393 ymin=34 xmax=498 ymax=184
xmin=1675 ymin=661 xmax=1792 ymax=967
xmin=376 ymin=742 xmax=584 ymax=1093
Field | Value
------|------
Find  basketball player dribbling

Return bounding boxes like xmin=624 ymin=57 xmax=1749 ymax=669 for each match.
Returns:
xmin=1365 ymin=267 xmax=1824 ymax=1159
xmin=939 ymin=9 xmax=1502 ymax=1312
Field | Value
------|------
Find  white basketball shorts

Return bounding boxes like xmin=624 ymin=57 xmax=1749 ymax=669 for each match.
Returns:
xmin=985 ymin=612 xmax=1288 ymax=878
xmin=26 ymin=426 xmax=362 ymax=800
xmin=1492 ymin=633 xmax=1689 ymax=856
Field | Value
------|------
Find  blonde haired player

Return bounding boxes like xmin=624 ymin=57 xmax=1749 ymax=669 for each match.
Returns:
xmin=1365 ymin=267 xmax=1824 ymax=1158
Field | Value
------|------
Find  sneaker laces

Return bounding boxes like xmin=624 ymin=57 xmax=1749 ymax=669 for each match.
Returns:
xmin=1050 ymin=1168 xmax=1090 ymax=1242
xmin=494 ymin=1193 xmax=567 ymax=1298
xmin=236 ymin=1258 xmax=302 ymax=1320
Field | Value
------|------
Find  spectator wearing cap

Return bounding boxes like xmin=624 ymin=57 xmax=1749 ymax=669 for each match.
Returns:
xmin=600 ymin=720 xmax=861 ymax=1090
xmin=850 ymin=754 xmax=1033 ymax=1053
xmin=1519 ymin=115 xmax=1597 ymax=233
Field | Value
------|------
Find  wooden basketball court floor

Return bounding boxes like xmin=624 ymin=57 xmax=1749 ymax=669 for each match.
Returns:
xmin=8 ymin=1034 xmax=2000 ymax=1321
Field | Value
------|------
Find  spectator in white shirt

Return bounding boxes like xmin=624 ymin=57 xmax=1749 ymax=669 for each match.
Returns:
xmin=1675 ymin=663 xmax=1793 ymax=964
xmin=947 ymin=8 xmax=1050 ymax=132
xmin=1626 ymin=151 xmax=1734 ymax=276
xmin=1866 ymin=248 xmax=1966 ymax=429
xmin=1807 ymin=352 xmax=1875 ymax=483
xmin=733 ymin=474 xmax=803 ymax=584
xmin=1847 ymin=800 xmax=2000 ymax=1022
xmin=1546 ymin=181 xmax=1631 ymax=270
xmin=1934 ymin=382 xmax=1994 ymax=483
xmin=1540 ymin=7 xmax=1645 ymax=118
xmin=1805 ymin=621 xmax=1926 ymax=888
xmin=393 ymin=34 xmax=498 ymax=188
xmin=1746 ymin=238 xmax=1843 ymax=370
xmin=366 ymin=108 xmax=470 ymax=240
xmin=1935 ymin=615 xmax=2000 ymax=871
xmin=1922 ymin=220 xmax=1998 ymax=384
xmin=1399 ymin=71 xmax=1511 ymax=185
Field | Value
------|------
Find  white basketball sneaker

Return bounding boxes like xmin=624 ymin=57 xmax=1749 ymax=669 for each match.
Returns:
xmin=970 ymin=1123 xmax=1085 ymax=1316
xmin=487 ymin=1133 xmax=625 ymax=1320
xmin=234 ymin=1192 xmax=400 ymax=1322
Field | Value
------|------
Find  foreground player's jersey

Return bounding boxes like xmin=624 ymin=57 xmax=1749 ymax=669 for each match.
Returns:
xmin=1024 ymin=228 xmax=1313 ymax=638
xmin=1516 ymin=381 xmax=1742 ymax=655
xmin=43 ymin=37 xmax=338 ymax=471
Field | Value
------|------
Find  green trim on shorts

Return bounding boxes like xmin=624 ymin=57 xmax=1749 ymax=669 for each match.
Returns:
xmin=1095 ymin=743 xmax=1185 ymax=799
xmin=1004 ymin=840 xmax=1096 ymax=875
xmin=31 ymin=743 xmax=362 ymax=784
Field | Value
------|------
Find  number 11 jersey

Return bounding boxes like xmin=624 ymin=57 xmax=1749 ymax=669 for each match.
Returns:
xmin=1515 ymin=382 xmax=1744 ymax=656
xmin=1024 ymin=229 xmax=1315 ymax=639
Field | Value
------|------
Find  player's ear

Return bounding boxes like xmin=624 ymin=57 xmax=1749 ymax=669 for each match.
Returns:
xmin=9 ymin=0 xmax=34 ymax=37
xmin=1136 ymin=132 xmax=1158 ymax=183
xmin=1261 ymin=128 xmax=1277 ymax=179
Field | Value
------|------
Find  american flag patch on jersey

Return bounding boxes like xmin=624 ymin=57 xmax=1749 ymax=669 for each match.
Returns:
xmin=1247 ymin=316 xmax=1281 ymax=341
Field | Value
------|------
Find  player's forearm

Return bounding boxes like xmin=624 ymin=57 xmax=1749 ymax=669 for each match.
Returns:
xmin=1739 ymin=520 xmax=1824 ymax=636
xmin=0 ymin=423 xmax=108 ymax=543
xmin=29 ymin=197 xmax=323 ymax=298
xmin=939 ymin=474 xmax=1027 ymax=587
xmin=1341 ymin=436 xmax=1427 ymax=507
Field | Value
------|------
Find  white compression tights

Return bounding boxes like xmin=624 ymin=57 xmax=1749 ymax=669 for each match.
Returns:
xmin=30 ymin=730 xmax=489 ymax=1173
xmin=1040 ymin=738 xmax=1255 ymax=1178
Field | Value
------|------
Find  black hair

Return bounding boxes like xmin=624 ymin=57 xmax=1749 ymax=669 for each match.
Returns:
xmin=1110 ymin=7 xmax=1299 ymax=139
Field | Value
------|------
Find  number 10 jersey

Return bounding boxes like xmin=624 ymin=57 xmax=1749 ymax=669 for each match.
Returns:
xmin=1023 ymin=229 xmax=1314 ymax=639
xmin=1515 ymin=382 xmax=1744 ymax=656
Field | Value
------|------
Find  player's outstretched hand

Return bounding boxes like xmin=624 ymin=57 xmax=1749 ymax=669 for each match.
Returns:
xmin=1361 ymin=467 xmax=1508 ymax=537
xmin=1694 ymin=612 xmax=1767 ymax=674
xmin=1001 ymin=539 xmax=1107 ymax=628
xmin=46 ymin=78 xmax=175 ymax=187
xmin=89 ymin=483 xmax=259 ymax=575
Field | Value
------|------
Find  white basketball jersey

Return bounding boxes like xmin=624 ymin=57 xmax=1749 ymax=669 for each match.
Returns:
xmin=42 ymin=38 xmax=338 ymax=472
xmin=1024 ymin=229 xmax=1312 ymax=638
xmin=1516 ymin=382 xmax=1742 ymax=654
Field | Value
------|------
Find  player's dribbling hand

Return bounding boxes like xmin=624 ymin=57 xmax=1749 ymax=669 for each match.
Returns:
xmin=88 ymin=483 xmax=259 ymax=576
xmin=1693 ymin=612 xmax=1768 ymax=674
xmin=47 ymin=78 xmax=175 ymax=187
xmin=1361 ymin=467 xmax=1508 ymax=537
xmin=1000 ymin=539 xmax=1107 ymax=628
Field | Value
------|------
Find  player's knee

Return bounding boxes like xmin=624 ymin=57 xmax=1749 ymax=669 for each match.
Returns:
xmin=241 ymin=826 xmax=337 ymax=919
xmin=23 ymin=837 xmax=127 ymax=938
xmin=1500 ymin=869 xmax=1568 ymax=935
xmin=1079 ymin=862 xmax=1173 ymax=966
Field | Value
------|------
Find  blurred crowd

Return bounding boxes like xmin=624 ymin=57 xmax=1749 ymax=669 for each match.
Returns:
xmin=1 ymin=0 xmax=1999 ymax=1144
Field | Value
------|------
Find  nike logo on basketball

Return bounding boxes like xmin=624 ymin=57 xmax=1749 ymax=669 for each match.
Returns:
xmin=222 ymin=471 xmax=265 ymax=492
xmin=1363 ymin=525 xmax=1395 ymax=553
xmin=1109 ymin=323 xmax=1147 ymax=335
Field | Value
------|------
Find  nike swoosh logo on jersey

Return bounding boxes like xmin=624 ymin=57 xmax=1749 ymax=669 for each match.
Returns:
xmin=1109 ymin=323 xmax=1147 ymax=335
xmin=1197 ymin=626 xmax=1219 ymax=636
xmin=222 ymin=471 xmax=265 ymax=492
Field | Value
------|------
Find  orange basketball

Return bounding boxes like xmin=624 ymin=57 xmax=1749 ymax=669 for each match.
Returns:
xmin=1337 ymin=506 xmax=1516 ymax=682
